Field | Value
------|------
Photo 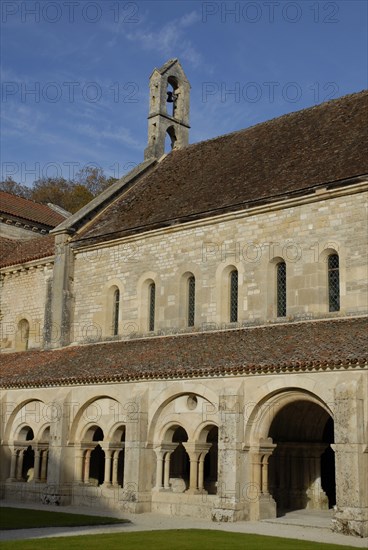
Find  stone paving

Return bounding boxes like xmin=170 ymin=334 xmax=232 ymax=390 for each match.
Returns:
xmin=0 ymin=501 xmax=366 ymax=547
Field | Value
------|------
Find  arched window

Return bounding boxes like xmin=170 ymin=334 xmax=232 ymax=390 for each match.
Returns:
xmin=328 ymin=253 xmax=340 ymax=311
xmin=112 ymin=288 xmax=120 ymax=336
xmin=229 ymin=269 xmax=238 ymax=323
xmin=187 ymin=276 xmax=195 ymax=327
xmin=276 ymin=261 xmax=286 ymax=317
xmin=149 ymin=282 xmax=156 ymax=331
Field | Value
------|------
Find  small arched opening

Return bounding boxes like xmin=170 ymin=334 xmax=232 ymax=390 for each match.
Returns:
xmin=165 ymin=126 xmax=177 ymax=153
xmin=86 ymin=426 xmax=105 ymax=486
xmin=169 ymin=426 xmax=189 ymax=486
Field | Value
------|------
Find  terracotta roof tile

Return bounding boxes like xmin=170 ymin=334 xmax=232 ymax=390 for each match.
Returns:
xmin=75 ymin=91 xmax=368 ymax=244
xmin=1 ymin=317 xmax=367 ymax=388
xmin=0 ymin=234 xmax=55 ymax=268
xmin=0 ymin=191 xmax=66 ymax=227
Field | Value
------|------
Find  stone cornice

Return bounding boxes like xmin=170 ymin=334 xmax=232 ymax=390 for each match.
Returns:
xmin=1 ymin=360 xmax=367 ymax=390
xmin=0 ymin=256 xmax=54 ymax=276
xmin=71 ymin=179 xmax=368 ymax=254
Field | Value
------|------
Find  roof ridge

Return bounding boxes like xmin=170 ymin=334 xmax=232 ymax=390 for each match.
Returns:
xmin=178 ymin=89 xmax=368 ymax=152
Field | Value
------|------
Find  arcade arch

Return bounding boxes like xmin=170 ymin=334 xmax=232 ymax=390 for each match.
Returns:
xmin=71 ymin=397 xmax=126 ymax=488
xmin=246 ymin=390 xmax=335 ymax=517
xmin=151 ymin=393 xmax=219 ymax=495
xmin=5 ymin=400 xmax=50 ymax=484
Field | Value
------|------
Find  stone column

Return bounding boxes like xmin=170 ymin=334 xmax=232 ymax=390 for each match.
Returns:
xmin=183 ymin=442 xmax=212 ymax=494
xmin=261 ymin=453 xmax=273 ymax=494
xmin=103 ymin=449 xmax=112 ymax=486
xmin=256 ymin=438 xmax=277 ymax=520
xmin=197 ymin=447 xmax=211 ymax=493
xmin=9 ymin=449 xmax=17 ymax=480
xmin=16 ymin=449 xmax=25 ymax=480
xmin=153 ymin=448 xmax=165 ymax=490
xmin=112 ymin=450 xmax=120 ymax=487
xmin=74 ymin=448 xmax=84 ymax=484
xmin=163 ymin=452 xmax=172 ymax=489
xmin=182 ymin=443 xmax=199 ymax=494
xmin=33 ymin=449 xmax=41 ymax=482
xmin=83 ymin=449 xmax=92 ymax=484
xmin=40 ymin=450 xmax=48 ymax=482
xmin=252 ymin=454 xmax=262 ymax=497
xmin=154 ymin=443 xmax=178 ymax=491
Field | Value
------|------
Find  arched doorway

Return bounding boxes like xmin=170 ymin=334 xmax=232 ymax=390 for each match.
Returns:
xmin=268 ymin=400 xmax=335 ymax=515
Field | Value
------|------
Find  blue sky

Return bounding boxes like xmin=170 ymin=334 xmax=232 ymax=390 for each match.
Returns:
xmin=1 ymin=0 xmax=367 ymax=185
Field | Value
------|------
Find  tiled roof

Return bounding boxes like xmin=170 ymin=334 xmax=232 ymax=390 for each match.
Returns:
xmin=0 ymin=235 xmax=55 ymax=268
xmin=0 ymin=191 xmax=66 ymax=227
xmin=75 ymin=91 xmax=368 ymax=244
xmin=1 ymin=317 xmax=367 ymax=388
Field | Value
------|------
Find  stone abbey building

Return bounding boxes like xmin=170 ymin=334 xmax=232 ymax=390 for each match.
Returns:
xmin=0 ymin=60 xmax=367 ymax=537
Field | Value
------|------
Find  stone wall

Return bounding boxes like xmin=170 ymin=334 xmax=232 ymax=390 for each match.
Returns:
xmin=71 ymin=189 xmax=368 ymax=343
xmin=0 ymin=262 xmax=53 ymax=350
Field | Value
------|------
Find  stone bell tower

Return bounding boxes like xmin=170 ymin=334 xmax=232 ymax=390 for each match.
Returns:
xmin=144 ymin=58 xmax=190 ymax=160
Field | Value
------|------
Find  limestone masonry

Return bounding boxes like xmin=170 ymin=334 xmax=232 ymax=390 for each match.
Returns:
xmin=0 ymin=59 xmax=367 ymax=537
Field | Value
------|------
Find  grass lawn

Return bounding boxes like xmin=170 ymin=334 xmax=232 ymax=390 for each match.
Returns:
xmin=0 ymin=530 xmax=359 ymax=550
xmin=0 ymin=507 xmax=129 ymax=530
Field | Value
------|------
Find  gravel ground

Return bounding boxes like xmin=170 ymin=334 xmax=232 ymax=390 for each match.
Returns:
xmin=0 ymin=501 xmax=366 ymax=547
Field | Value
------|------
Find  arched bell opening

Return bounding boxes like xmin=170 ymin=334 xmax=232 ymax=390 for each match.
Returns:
xmin=165 ymin=126 xmax=177 ymax=153
xmin=267 ymin=400 xmax=335 ymax=516
xmin=167 ymin=76 xmax=179 ymax=118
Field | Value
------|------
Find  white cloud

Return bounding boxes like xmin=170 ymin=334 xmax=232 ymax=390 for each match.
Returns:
xmin=126 ymin=11 xmax=203 ymax=68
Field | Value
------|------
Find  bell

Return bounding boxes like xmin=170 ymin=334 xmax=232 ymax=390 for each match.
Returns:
xmin=167 ymin=91 xmax=174 ymax=103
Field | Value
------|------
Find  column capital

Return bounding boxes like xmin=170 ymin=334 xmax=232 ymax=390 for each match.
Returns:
xmin=154 ymin=442 xmax=178 ymax=458
xmin=183 ymin=442 xmax=211 ymax=461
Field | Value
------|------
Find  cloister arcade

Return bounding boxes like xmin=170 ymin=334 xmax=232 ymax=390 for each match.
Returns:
xmin=0 ymin=386 xmax=346 ymax=525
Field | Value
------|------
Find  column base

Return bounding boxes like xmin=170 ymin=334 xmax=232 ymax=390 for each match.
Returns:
xmin=259 ymin=493 xmax=277 ymax=519
xmin=332 ymin=507 xmax=368 ymax=538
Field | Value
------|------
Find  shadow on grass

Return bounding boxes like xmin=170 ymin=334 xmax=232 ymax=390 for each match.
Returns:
xmin=0 ymin=507 xmax=130 ymax=530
